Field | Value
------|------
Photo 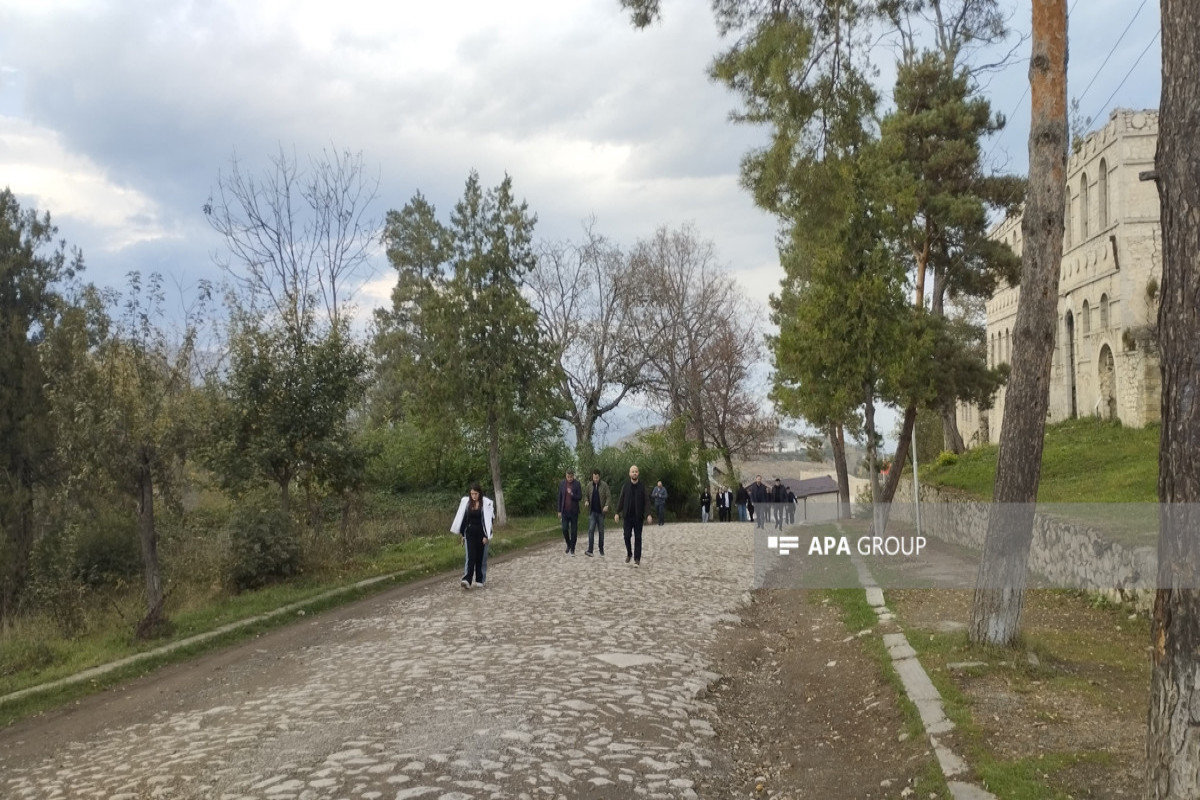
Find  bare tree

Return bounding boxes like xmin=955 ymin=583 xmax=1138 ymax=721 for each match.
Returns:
xmin=1146 ymin=0 xmax=1200 ymax=793
xmin=628 ymin=223 xmax=737 ymax=444
xmin=527 ymin=222 xmax=646 ymax=460
xmin=203 ymin=145 xmax=379 ymax=331
xmin=698 ymin=312 xmax=777 ymax=479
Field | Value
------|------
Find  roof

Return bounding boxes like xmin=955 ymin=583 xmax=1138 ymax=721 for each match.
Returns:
xmin=785 ymin=475 xmax=840 ymax=499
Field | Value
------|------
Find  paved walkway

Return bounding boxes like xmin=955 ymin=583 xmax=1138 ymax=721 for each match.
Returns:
xmin=0 ymin=524 xmax=756 ymax=800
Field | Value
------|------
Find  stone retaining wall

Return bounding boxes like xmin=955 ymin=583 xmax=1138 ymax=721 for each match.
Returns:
xmin=892 ymin=479 xmax=1156 ymax=611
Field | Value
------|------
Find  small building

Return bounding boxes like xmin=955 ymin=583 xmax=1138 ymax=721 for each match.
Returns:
xmin=958 ymin=108 xmax=1162 ymax=446
xmin=784 ymin=475 xmax=841 ymax=522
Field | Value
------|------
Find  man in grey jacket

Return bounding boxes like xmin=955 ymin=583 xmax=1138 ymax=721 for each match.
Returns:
xmin=651 ymin=480 xmax=668 ymax=526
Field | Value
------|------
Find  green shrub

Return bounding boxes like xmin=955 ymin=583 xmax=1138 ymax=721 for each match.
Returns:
xmin=934 ymin=451 xmax=959 ymax=468
xmin=73 ymin=507 xmax=142 ymax=588
xmin=225 ymin=500 xmax=301 ymax=592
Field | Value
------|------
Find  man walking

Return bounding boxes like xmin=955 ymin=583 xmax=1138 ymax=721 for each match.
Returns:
xmin=699 ymin=486 xmax=712 ymax=523
xmin=722 ymin=486 xmax=734 ymax=522
xmin=651 ymin=480 xmax=668 ymax=526
xmin=582 ymin=469 xmax=610 ymax=557
xmin=558 ymin=469 xmax=582 ymax=555
xmin=736 ymin=483 xmax=749 ymax=522
xmin=615 ymin=464 xmax=652 ymax=566
xmin=785 ymin=485 xmax=797 ymax=525
xmin=771 ymin=477 xmax=786 ymax=531
xmin=715 ymin=487 xmax=728 ymax=522
xmin=749 ymin=475 xmax=770 ymax=530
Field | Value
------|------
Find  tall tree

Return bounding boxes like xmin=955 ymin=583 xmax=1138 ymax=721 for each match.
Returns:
xmin=527 ymin=222 xmax=646 ymax=462
xmin=48 ymin=273 xmax=209 ymax=637
xmin=1146 ymin=0 xmax=1200 ymax=793
xmin=378 ymin=172 xmax=552 ymax=525
xmin=968 ymin=0 xmax=1068 ymax=647
xmin=0 ymin=189 xmax=82 ymax=621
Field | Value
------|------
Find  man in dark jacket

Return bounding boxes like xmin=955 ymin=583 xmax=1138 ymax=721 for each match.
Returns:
xmin=736 ymin=483 xmax=749 ymax=522
xmin=699 ymin=487 xmax=712 ymax=523
xmin=582 ymin=469 xmax=610 ymax=557
xmin=614 ymin=464 xmax=652 ymax=566
xmin=558 ymin=469 xmax=583 ymax=555
xmin=748 ymin=475 xmax=770 ymax=530
xmin=771 ymin=478 xmax=787 ymax=530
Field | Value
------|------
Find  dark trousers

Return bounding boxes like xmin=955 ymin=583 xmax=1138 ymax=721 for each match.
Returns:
xmin=655 ymin=503 xmax=665 ymax=525
xmin=718 ymin=506 xmax=730 ymax=522
xmin=463 ymin=533 xmax=486 ymax=584
xmin=587 ymin=511 xmax=605 ymax=553
xmin=561 ymin=513 xmax=579 ymax=552
xmin=624 ymin=516 xmax=644 ymax=561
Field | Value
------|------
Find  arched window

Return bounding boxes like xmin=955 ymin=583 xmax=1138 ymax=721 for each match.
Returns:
xmin=1080 ymin=173 xmax=1090 ymax=239
xmin=1098 ymin=159 xmax=1109 ymax=229
xmin=1082 ymin=300 xmax=1091 ymax=334
xmin=990 ymin=333 xmax=996 ymax=367
xmin=1100 ymin=293 xmax=1109 ymax=329
xmin=1065 ymin=192 xmax=1073 ymax=249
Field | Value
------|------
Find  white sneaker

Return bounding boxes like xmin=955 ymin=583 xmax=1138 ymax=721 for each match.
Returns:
xmin=460 ymin=579 xmax=470 ymax=590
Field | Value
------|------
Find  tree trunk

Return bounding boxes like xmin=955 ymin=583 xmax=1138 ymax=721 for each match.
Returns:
xmin=863 ymin=385 xmax=885 ymax=536
xmin=278 ymin=471 xmax=291 ymax=517
xmin=942 ymin=402 xmax=966 ymax=454
xmin=135 ymin=452 xmax=167 ymax=639
xmin=969 ymin=0 xmax=1067 ymax=647
xmin=1146 ymin=2 xmax=1200 ymax=793
xmin=875 ymin=403 xmax=919 ymax=533
xmin=487 ymin=410 xmax=507 ymax=526
xmin=828 ymin=421 xmax=851 ymax=519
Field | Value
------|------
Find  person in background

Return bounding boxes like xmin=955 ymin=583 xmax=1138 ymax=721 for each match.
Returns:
xmin=771 ymin=477 xmax=786 ymax=531
xmin=749 ymin=475 xmax=770 ymax=530
xmin=699 ymin=486 xmax=712 ymax=523
xmin=451 ymin=482 xmax=493 ymax=589
xmin=558 ymin=468 xmax=583 ymax=555
xmin=785 ymin=485 xmax=797 ymax=525
xmin=583 ymin=469 xmax=610 ymax=557
xmin=715 ymin=486 xmax=729 ymax=522
xmin=650 ymin=480 xmax=668 ymax=526
xmin=721 ymin=486 xmax=734 ymax=522
xmin=736 ymin=483 xmax=749 ymax=522
xmin=615 ymin=464 xmax=652 ymax=566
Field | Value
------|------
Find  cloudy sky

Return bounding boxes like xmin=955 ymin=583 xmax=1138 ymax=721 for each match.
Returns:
xmin=0 ymin=0 xmax=1163 ymax=444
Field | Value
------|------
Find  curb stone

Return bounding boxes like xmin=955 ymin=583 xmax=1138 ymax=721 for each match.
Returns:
xmin=848 ymin=548 xmax=997 ymax=800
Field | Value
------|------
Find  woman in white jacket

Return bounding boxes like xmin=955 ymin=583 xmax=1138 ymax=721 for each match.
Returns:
xmin=451 ymin=483 xmax=494 ymax=589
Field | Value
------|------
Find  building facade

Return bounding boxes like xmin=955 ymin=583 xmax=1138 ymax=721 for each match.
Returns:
xmin=958 ymin=109 xmax=1162 ymax=446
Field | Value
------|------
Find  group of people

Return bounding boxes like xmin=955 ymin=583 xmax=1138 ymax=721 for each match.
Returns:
xmin=451 ymin=470 xmax=800 ymax=588
xmin=556 ymin=467 xmax=653 ymax=566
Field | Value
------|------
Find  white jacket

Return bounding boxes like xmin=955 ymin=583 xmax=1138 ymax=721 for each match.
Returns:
xmin=450 ymin=495 xmax=495 ymax=540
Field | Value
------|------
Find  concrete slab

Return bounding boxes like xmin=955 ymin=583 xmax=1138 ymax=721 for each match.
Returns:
xmin=893 ymin=657 xmax=942 ymax=702
xmin=865 ymin=586 xmax=886 ymax=607
xmin=948 ymin=780 xmax=998 ymax=800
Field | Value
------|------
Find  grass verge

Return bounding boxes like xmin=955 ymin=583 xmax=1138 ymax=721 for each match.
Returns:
xmin=0 ymin=517 xmax=559 ymax=728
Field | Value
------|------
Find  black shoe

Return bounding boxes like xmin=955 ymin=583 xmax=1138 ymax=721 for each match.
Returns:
xmin=626 ymin=555 xmax=632 ymax=563
xmin=599 ymin=550 xmax=605 ymax=557
xmin=565 ymin=545 xmax=571 ymax=553
xmin=585 ymin=550 xmax=594 ymax=557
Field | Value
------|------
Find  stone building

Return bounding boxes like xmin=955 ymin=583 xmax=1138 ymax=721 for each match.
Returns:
xmin=958 ymin=108 xmax=1162 ymax=447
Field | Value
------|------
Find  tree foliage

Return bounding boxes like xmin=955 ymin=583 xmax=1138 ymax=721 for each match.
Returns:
xmin=375 ymin=171 xmax=554 ymax=525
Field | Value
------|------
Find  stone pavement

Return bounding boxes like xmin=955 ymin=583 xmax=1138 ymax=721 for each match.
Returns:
xmin=0 ymin=524 xmax=759 ymax=800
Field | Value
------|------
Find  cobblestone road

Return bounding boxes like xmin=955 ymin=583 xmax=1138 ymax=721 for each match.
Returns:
xmin=1 ymin=523 xmax=757 ymax=799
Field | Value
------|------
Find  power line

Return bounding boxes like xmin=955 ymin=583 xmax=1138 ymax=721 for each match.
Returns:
xmin=1075 ymin=0 xmax=1150 ymax=109
xmin=1088 ymin=28 xmax=1161 ymax=126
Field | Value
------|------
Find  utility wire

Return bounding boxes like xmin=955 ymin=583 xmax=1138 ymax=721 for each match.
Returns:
xmin=1088 ymin=29 xmax=1160 ymax=126
xmin=1074 ymin=0 xmax=1149 ymax=109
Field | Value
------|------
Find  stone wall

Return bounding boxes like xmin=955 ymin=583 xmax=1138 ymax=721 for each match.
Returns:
xmin=893 ymin=479 xmax=1155 ymax=611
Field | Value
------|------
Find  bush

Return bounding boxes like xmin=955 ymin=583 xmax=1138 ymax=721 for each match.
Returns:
xmin=225 ymin=500 xmax=301 ymax=591
xmin=73 ymin=506 xmax=143 ymax=588
xmin=934 ymin=451 xmax=959 ymax=468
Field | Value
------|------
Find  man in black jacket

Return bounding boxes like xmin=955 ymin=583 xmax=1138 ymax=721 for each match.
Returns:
xmin=736 ymin=483 xmax=749 ymax=522
xmin=748 ymin=475 xmax=770 ymax=530
xmin=558 ymin=469 xmax=583 ymax=554
xmin=614 ymin=464 xmax=652 ymax=566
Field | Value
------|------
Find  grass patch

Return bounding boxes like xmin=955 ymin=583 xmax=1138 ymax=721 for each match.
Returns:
xmin=920 ymin=417 xmax=1158 ymax=503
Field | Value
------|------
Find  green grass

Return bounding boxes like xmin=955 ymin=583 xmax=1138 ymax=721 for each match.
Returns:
xmin=920 ymin=418 xmax=1158 ymax=503
xmin=0 ymin=513 xmax=559 ymax=727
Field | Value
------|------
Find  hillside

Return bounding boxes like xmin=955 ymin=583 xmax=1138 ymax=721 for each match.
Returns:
xmin=918 ymin=417 xmax=1158 ymax=503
